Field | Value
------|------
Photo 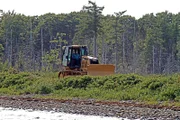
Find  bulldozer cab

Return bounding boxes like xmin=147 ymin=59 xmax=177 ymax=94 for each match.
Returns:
xmin=62 ymin=45 xmax=88 ymax=69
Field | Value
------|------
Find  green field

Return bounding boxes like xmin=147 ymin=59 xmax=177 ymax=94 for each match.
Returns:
xmin=0 ymin=70 xmax=180 ymax=106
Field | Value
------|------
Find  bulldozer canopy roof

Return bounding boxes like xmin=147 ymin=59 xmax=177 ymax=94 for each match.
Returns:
xmin=63 ymin=45 xmax=87 ymax=48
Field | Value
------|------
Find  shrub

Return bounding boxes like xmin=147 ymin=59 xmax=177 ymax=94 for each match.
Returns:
xmin=103 ymin=80 xmax=115 ymax=89
xmin=148 ymin=81 xmax=163 ymax=90
xmin=159 ymin=85 xmax=179 ymax=101
xmin=39 ymin=86 xmax=52 ymax=94
xmin=116 ymin=74 xmax=142 ymax=86
xmin=78 ymin=76 xmax=93 ymax=88
xmin=54 ymin=83 xmax=63 ymax=90
xmin=1 ymin=72 xmax=180 ymax=104
xmin=160 ymin=90 xmax=176 ymax=101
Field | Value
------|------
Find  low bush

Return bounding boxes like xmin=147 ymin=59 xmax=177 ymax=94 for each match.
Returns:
xmin=39 ymin=86 xmax=52 ymax=94
xmin=0 ymin=72 xmax=180 ymax=103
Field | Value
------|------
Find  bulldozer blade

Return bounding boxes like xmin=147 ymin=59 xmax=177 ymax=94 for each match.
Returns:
xmin=87 ymin=64 xmax=115 ymax=76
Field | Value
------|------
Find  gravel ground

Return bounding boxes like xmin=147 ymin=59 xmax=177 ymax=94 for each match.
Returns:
xmin=0 ymin=95 xmax=180 ymax=120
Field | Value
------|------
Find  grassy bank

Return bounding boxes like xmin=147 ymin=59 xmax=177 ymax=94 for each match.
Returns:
xmin=0 ymin=71 xmax=180 ymax=105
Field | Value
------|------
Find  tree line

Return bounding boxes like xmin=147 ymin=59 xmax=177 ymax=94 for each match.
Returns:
xmin=1 ymin=1 xmax=180 ymax=74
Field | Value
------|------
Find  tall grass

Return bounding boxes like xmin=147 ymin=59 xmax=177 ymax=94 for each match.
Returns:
xmin=0 ymin=71 xmax=180 ymax=103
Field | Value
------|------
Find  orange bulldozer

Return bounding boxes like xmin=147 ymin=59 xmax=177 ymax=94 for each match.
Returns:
xmin=58 ymin=45 xmax=115 ymax=78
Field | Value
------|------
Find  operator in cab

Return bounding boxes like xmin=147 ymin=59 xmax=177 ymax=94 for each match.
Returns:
xmin=72 ymin=50 xmax=81 ymax=67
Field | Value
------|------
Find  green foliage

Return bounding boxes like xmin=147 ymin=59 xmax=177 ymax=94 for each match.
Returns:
xmin=62 ymin=76 xmax=93 ymax=89
xmin=0 ymin=44 xmax=4 ymax=57
xmin=148 ymin=81 xmax=163 ymax=90
xmin=0 ymin=71 xmax=39 ymax=94
xmin=0 ymin=9 xmax=180 ymax=74
xmin=54 ymin=83 xmax=63 ymax=90
xmin=0 ymin=61 xmax=8 ymax=72
xmin=39 ymin=86 xmax=52 ymax=94
xmin=42 ymin=49 xmax=61 ymax=71
xmin=103 ymin=80 xmax=114 ymax=89
xmin=82 ymin=0 xmax=104 ymax=57
xmin=0 ymin=72 xmax=180 ymax=103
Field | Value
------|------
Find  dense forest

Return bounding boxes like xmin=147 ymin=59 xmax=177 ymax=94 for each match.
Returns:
xmin=1 ymin=1 xmax=180 ymax=74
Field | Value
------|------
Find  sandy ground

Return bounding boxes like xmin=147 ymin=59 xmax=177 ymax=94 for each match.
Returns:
xmin=0 ymin=95 xmax=180 ymax=120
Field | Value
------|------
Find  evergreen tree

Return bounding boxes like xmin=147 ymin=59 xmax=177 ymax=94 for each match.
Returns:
xmin=83 ymin=0 xmax=104 ymax=57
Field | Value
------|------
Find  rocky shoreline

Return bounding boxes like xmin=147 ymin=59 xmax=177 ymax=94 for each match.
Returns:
xmin=0 ymin=95 xmax=180 ymax=120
